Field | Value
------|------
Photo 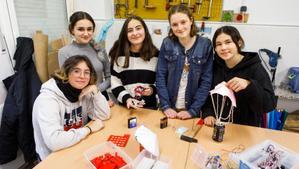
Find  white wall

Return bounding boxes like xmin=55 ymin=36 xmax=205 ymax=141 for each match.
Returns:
xmin=72 ymin=0 xmax=113 ymax=20
xmin=71 ymin=0 xmax=299 ymax=86
xmin=223 ymin=0 xmax=299 ymax=26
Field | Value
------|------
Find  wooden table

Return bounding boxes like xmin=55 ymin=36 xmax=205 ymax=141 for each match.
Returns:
xmin=35 ymin=105 xmax=299 ymax=169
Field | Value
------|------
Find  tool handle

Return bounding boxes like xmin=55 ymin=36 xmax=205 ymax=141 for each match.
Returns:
xmin=180 ymin=135 xmax=198 ymax=143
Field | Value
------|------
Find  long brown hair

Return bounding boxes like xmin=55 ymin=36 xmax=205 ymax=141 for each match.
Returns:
xmin=109 ymin=15 xmax=158 ymax=68
xmin=168 ymin=4 xmax=199 ymax=39
xmin=52 ymin=55 xmax=97 ymax=85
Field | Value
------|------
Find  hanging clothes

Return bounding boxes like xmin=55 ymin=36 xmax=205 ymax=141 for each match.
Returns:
xmin=0 ymin=37 xmax=41 ymax=164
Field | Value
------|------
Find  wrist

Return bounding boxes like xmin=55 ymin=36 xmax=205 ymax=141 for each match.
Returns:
xmin=85 ymin=126 xmax=92 ymax=134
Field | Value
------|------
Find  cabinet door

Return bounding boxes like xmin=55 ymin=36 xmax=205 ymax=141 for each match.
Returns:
xmin=0 ymin=30 xmax=14 ymax=123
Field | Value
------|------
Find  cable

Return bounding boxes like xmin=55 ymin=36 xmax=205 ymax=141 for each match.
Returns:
xmin=184 ymin=142 xmax=191 ymax=169
xmin=183 ymin=118 xmax=197 ymax=169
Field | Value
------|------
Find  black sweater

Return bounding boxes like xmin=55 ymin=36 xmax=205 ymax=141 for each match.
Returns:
xmin=202 ymin=52 xmax=276 ymax=126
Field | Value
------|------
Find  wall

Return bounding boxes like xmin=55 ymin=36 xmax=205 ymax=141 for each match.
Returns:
xmin=222 ymin=0 xmax=299 ymax=26
xmin=75 ymin=0 xmax=299 ymax=26
xmin=71 ymin=0 xmax=299 ymax=86
xmin=92 ymin=20 xmax=298 ymax=86
xmin=72 ymin=0 xmax=113 ymax=20
xmin=14 ymin=0 xmax=68 ymax=41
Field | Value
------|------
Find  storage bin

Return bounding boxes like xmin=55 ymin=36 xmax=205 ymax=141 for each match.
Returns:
xmin=132 ymin=150 xmax=170 ymax=169
xmin=83 ymin=141 xmax=133 ymax=169
xmin=288 ymin=67 xmax=299 ymax=93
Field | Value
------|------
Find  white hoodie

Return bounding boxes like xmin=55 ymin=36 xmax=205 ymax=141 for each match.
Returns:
xmin=32 ymin=78 xmax=110 ymax=160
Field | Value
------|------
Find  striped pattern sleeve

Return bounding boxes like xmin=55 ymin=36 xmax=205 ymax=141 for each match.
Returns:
xmin=111 ymin=68 xmax=132 ymax=104
xmin=110 ymin=55 xmax=158 ymax=105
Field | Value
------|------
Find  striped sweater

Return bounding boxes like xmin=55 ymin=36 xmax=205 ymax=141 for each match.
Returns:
xmin=111 ymin=52 xmax=158 ymax=108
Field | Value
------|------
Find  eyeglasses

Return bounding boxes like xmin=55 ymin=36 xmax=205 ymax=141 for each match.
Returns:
xmin=70 ymin=68 xmax=91 ymax=78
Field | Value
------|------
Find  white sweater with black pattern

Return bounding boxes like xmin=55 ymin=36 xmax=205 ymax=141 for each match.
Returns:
xmin=111 ymin=52 xmax=158 ymax=108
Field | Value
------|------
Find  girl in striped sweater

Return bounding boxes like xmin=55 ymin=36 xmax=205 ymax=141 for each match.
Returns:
xmin=109 ymin=15 xmax=159 ymax=109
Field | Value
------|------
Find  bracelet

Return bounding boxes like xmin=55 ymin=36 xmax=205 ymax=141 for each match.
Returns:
xmin=86 ymin=126 xmax=92 ymax=134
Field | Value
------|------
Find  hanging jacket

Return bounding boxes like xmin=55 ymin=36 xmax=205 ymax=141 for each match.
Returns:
xmin=0 ymin=37 xmax=41 ymax=164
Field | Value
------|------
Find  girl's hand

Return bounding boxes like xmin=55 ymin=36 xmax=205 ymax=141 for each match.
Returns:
xmin=142 ymin=87 xmax=153 ymax=96
xmin=204 ymin=116 xmax=216 ymax=127
xmin=79 ymin=85 xmax=98 ymax=100
xmin=177 ymin=111 xmax=192 ymax=120
xmin=108 ymin=100 xmax=114 ymax=107
xmin=163 ymin=108 xmax=177 ymax=119
xmin=126 ymin=98 xmax=145 ymax=109
xmin=227 ymin=77 xmax=250 ymax=92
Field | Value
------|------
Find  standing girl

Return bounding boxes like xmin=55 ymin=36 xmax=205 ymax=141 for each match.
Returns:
xmin=58 ymin=11 xmax=113 ymax=106
xmin=203 ymin=26 xmax=275 ymax=127
xmin=156 ymin=4 xmax=213 ymax=119
xmin=109 ymin=15 xmax=159 ymax=109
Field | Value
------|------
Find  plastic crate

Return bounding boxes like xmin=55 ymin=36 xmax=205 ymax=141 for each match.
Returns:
xmin=84 ymin=141 xmax=133 ymax=169
xmin=132 ymin=150 xmax=170 ymax=169
xmin=238 ymin=140 xmax=299 ymax=169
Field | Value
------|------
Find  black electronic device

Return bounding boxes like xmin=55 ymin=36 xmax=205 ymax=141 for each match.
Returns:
xmin=160 ymin=117 xmax=168 ymax=129
xmin=128 ymin=117 xmax=137 ymax=128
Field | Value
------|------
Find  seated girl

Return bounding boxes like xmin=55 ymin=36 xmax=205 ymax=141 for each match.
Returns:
xmin=32 ymin=55 xmax=110 ymax=160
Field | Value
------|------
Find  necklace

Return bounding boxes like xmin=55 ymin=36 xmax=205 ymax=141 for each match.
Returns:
xmin=183 ymin=55 xmax=190 ymax=72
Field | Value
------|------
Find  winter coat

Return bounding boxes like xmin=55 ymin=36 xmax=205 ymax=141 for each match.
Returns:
xmin=0 ymin=37 xmax=41 ymax=164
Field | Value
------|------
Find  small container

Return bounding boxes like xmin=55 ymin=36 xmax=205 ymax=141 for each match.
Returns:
xmin=212 ymin=122 xmax=225 ymax=142
xmin=191 ymin=144 xmax=210 ymax=168
xmin=84 ymin=141 xmax=133 ymax=169
xmin=132 ymin=150 xmax=170 ymax=169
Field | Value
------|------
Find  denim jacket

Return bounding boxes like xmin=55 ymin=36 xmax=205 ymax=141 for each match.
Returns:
xmin=156 ymin=35 xmax=213 ymax=117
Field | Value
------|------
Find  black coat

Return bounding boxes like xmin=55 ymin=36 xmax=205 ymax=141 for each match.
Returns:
xmin=202 ymin=52 xmax=276 ymax=126
xmin=0 ymin=37 xmax=41 ymax=164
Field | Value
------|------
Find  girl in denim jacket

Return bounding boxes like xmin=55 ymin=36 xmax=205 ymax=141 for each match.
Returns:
xmin=156 ymin=4 xmax=213 ymax=119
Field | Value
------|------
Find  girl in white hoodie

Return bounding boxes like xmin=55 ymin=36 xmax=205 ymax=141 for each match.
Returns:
xmin=32 ymin=55 xmax=110 ymax=160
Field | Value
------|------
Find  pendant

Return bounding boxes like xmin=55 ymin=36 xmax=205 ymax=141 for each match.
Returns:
xmin=184 ymin=57 xmax=190 ymax=72
xmin=183 ymin=63 xmax=190 ymax=72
